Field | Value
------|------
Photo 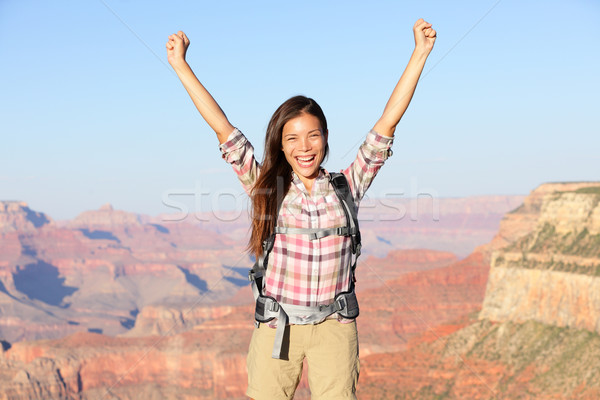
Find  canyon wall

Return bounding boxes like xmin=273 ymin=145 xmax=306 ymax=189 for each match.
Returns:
xmin=480 ymin=182 xmax=600 ymax=332
xmin=356 ymin=182 xmax=600 ymax=399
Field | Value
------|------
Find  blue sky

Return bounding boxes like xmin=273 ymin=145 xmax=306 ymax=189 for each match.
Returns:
xmin=1 ymin=0 xmax=598 ymax=220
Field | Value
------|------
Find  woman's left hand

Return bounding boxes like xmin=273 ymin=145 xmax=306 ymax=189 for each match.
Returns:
xmin=413 ymin=18 xmax=436 ymax=54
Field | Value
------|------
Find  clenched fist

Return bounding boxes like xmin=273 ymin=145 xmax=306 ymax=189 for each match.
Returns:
xmin=166 ymin=31 xmax=190 ymax=67
xmin=413 ymin=19 xmax=436 ymax=54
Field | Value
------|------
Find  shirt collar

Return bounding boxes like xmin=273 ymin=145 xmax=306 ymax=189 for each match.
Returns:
xmin=291 ymin=168 xmax=330 ymax=194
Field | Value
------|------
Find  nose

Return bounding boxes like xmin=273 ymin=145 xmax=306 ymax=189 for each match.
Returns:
xmin=298 ymin=135 xmax=311 ymax=151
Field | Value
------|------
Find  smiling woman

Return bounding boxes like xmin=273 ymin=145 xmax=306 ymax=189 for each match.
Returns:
xmin=281 ymin=112 xmax=328 ymax=192
xmin=248 ymin=95 xmax=331 ymax=259
xmin=166 ymin=18 xmax=436 ymax=400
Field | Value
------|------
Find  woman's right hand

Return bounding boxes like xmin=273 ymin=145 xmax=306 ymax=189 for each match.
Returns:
xmin=166 ymin=31 xmax=190 ymax=67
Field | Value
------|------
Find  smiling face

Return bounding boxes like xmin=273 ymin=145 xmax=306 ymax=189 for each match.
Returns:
xmin=281 ymin=112 xmax=328 ymax=191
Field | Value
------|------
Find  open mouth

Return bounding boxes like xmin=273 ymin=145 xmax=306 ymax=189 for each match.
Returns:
xmin=295 ymin=155 xmax=316 ymax=168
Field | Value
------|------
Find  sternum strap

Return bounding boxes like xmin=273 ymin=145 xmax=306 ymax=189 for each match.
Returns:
xmin=273 ymin=226 xmax=356 ymax=240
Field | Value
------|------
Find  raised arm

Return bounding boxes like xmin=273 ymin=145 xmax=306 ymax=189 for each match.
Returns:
xmin=166 ymin=31 xmax=235 ymax=144
xmin=373 ymin=19 xmax=437 ymax=138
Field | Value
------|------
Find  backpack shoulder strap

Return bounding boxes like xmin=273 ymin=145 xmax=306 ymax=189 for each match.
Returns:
xmin=329 ymin=172 xmax=361 ymax=254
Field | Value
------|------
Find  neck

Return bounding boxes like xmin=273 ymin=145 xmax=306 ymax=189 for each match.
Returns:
xmin=295 ymin=171 xmax=320 ymax=195
xmin=301 ymin=178 xmax=314 ymax=194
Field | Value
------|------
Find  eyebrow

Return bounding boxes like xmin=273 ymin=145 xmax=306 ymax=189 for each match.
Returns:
xmin=284 ymin=129 xmax=321 ymax=137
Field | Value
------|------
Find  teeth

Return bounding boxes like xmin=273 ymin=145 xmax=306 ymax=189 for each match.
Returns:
xmin=297 ymin=156 xmax=314 ymax=161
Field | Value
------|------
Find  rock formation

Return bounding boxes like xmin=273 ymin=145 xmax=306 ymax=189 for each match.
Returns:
xmin=480 ymin=182 xmax=600 ymax=332
xmin=0 ymin=202 xmax=246 ymax=343
xmin=0 ymin=194 xmax=530 ymax=398
xmin=0 ymin=197 xmax=520 ymax=343
xmin=0 ymin=309 xmax=254 ymax=400
xmin=354 ymin=182 xmax=600 ymax=399
xmin=0 ymin=247 xmax=489 ymax=399
xmin=0 ymin=201 xmax=52 ymax=233
xmin=357 ymin=316 xmax=600 ymax=399
xmin=359 ymin=195 xmax=525 ymax=257
xmin=357 ymin=250 xmax=489 ymax=356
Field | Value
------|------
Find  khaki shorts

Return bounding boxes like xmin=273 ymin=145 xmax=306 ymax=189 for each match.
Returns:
xmin=246 ymin=319 xmax=360 ymax=400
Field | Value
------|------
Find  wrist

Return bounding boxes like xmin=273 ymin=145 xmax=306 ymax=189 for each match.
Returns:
xmin=412 ymin=46 xmax=430 ymax=59
xmin=168 ymin=57 xmax=188 ymax=70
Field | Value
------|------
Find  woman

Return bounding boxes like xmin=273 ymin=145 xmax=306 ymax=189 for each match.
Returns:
xmin=166 ymin=18 xmax=436 ymax=400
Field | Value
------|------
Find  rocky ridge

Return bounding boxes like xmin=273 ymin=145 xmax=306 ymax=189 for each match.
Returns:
xmin=359 ymin=181 xmax=600 ymax=399
xmin=357 ymin=316 xmax=600 ymax=399
xmin=0 ymin=194 xmax=526 ymax=398
xmin=480 ymin=182 xmax=600 ymax=332
xmin=0 ymin=202 xmax=245 ymax=343
xmin=0 ymin=248 xmax=487 ymax=399
xmin=0 ymin=201 xmax=51 ymax=233
xmin=0 ymin=197 xmax=520 ymax=343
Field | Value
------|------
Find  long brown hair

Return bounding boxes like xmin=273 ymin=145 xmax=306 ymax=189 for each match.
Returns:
xmin=248 ymin=95 xmax=328 ymax=257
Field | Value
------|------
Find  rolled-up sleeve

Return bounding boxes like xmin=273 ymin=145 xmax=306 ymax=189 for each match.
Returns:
xmin=361 ymin=129 xmax=394 ymax=166
xmin=219 ymin=128 xmax=260 ymax=195
xmin=343 ymin=129 xmax=394 ymax=203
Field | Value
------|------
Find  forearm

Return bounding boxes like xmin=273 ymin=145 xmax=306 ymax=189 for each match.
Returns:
xmin=373 ymin=48 xmax=429 ymax=137
xmin=171 ymin=60 xmax=234 ymax=143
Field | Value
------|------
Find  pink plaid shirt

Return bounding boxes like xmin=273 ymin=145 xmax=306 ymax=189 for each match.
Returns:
xmin=220 ymin=127 xmax=393 ymax=313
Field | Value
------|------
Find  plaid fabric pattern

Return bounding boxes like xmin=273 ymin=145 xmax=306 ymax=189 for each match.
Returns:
xmin=220 ymin=128 xmax=393 ymax=310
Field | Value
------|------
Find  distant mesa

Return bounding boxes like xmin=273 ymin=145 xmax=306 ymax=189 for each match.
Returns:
xmin=99 ymin=203 xmax=114 ymax=211
xmin=0 ymin=201 xmax=52 ymax=232
xmin=70 ymin=203 xmax=142 ymax=229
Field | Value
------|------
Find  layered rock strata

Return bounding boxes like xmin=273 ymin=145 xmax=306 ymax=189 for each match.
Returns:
xmin=0 ymin=202 xmax=245 ymax=343
xmin=0 ymin=195 xmax=526 ymax=398
xmin=0 ymin=247 xmax=487 ymax=399
xmin=480 ymin=182 xmax=600 ymax=332
xmin=355 ymin=182 xmax=600 ymax=399
xmin=357 ymin=317 xmax=600 ymax=399
xmin=0 ymin=201 xmax=52 ymax=233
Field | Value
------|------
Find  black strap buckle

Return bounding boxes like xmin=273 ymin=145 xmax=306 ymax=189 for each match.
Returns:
xmin=335 ymin=298 xmax=346 ymax=312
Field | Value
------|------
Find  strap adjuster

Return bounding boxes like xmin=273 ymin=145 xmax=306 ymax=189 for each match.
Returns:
xmin=269 ymin=301 xmax=280 ymax=312
xmin=335 ymin=298 xmax=346 ymax=312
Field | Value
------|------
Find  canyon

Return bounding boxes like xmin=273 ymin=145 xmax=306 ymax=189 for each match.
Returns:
xmin=0 ymin=248 xmax=489 ymax=400
xmin=358 ymin=182 xmax=600 ymax=399
xmin=0 ymin=196 xmax=521 ymax=344
xmin=3 ymin=185 xmax=598 ymax=399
